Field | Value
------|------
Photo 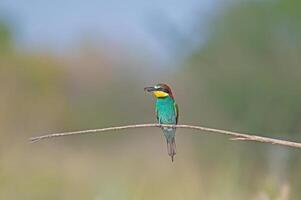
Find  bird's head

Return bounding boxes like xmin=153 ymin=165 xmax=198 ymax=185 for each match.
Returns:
xmin=144 ymin=83 xmax=174 ymax=99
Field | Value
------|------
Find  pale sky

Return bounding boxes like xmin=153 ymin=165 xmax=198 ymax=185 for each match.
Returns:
xmin=0 ymin=0 xmax=221 ymax=63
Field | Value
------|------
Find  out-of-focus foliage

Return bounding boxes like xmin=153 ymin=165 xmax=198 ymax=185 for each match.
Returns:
xmin=0 ymin=21 xmax=12 ymax=52
xmin=185 ymin=0 xmax=301 ymax=198
xmin=188 ymin=0 xmax=301 ymax=135
xmin=1 ymin=0 xmax=301 ymax=199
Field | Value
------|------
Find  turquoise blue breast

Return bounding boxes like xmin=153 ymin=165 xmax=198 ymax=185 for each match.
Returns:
xmin=156 ymin=97 xmax=176 ymax=124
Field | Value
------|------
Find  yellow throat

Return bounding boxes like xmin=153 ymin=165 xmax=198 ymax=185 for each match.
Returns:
xmin=153 ymin=91 xmax=169 ymax=98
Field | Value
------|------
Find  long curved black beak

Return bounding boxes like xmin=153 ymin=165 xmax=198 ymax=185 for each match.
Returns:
xmin=144 ymin=86 xmax=156 ymax=92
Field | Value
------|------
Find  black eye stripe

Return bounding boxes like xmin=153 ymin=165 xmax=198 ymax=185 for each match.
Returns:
xmin=158 ymin=88 xmax=169 ymax=93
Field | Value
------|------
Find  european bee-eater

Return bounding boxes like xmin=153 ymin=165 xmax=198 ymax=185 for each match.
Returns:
xmin=144 ymin=83 xmax=179 ymax=162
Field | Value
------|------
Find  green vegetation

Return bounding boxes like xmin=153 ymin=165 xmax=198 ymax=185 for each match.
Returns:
xmin=0 ymin=0 xmax=300 ymax=199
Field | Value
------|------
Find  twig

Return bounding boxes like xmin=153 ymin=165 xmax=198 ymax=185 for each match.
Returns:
xmin=29 ymin=124 xmax=301 ymax=149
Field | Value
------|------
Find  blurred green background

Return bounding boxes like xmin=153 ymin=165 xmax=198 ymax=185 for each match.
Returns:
xmin=0 ymin=0 xmax=301 ymax=199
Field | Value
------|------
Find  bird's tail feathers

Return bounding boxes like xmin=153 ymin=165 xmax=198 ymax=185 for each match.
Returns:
xmin=166 ymin=137 xmax=176 ymax=162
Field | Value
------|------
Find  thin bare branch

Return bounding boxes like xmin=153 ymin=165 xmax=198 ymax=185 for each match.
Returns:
xmin=29 ymin=124 xmax=301 ymax=149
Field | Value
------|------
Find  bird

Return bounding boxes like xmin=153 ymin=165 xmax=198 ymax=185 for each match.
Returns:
xmin=144 ymin=83 xmax=179 ymax=162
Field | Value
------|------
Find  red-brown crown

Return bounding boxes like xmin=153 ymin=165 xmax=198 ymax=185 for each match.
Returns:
xmin=156 ymin=83 xmax=174 ymax=99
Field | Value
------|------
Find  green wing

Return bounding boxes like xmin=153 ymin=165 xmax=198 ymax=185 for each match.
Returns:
xmin=174 ymin=103 xmax=179 ymax=124
xmin=155 ymin=107 xmax=159 ymax=123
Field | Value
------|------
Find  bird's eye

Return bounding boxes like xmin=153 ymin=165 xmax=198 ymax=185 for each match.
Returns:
xmin=154 ymin=85 xmax=160 ymax=89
